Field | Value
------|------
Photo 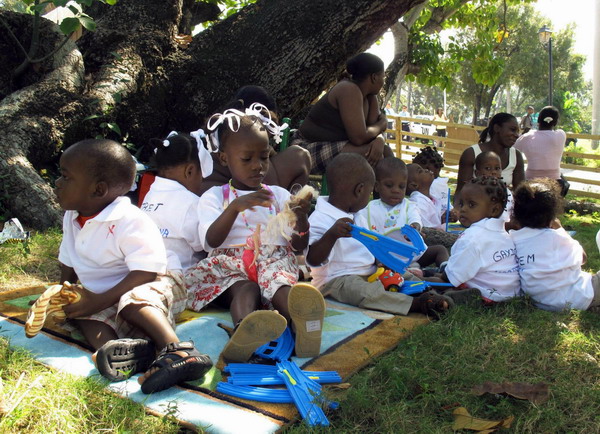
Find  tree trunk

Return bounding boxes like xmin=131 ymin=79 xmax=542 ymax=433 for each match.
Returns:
xmin=1 ymin=0 xmax=421 ymax=230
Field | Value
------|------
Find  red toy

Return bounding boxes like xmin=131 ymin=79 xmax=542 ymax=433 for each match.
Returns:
xmin=368 ymin=267 xmax=404 ymax=292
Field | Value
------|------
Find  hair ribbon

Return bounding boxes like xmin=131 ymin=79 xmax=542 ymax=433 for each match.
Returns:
xmin=190 ymin=128 xmax=214 ymax=178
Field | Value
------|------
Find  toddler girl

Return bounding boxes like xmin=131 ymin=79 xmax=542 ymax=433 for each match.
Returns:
xmin=441 ymin=176 xmax=520 ymax=302
xmin=511 ymin=179 xmax=600 ymax=311
xmin=186 ymin=104 xmax=325 ymax=361
xmin=142 ymin=131 xmax=212 ymax=273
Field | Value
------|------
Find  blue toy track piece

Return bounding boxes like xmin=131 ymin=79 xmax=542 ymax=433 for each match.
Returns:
xmin=228 ymin=371 xmax=341 ymax=386
xmin=350 ymin=224 xmax=426 ymax=274
xmin=400 ymin=280 xmax=455 ymax=295
xmin=276 ymin=360 xmax=332 ymax=426
xmin=254 ymin=326 xmax=294 ymax=361
xmin=216 ymin=383 xmax=293 ymax=403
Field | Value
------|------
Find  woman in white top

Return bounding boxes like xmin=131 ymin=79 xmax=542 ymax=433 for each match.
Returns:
xmin=455 ymin=113 xmax=524 ymax=204
xmin=514 ymin=106 xmax=569 ymax=196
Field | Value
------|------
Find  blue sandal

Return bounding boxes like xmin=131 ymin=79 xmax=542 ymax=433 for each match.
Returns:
xmin=140 ymin=341 xmax=213 ymax=394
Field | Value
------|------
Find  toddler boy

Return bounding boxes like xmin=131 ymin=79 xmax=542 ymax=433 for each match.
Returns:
xmin=306 ymin=154 xmax=452 ymax=318
xmin=56 ymin=139 xmax=211 ymax=394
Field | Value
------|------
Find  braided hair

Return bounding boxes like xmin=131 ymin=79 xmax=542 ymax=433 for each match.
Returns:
xmin=149 ymin=133 xmax=200 ymax=171
xmin=513 ymin=178 xmax=563 ymax=228
xmin=412 ymin=146 xmax=445 ymax=170
xmin=469 ymin=175 xmax=509 ymax=213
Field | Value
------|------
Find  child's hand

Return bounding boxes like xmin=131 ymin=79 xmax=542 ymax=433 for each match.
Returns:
xmin=63 ymin=287 xmax=107 ymax=319
xmin=410 ymin=223 xmax=422 ymax=233
xmin=291 ymin=195 xmax=312 ymax=219
xmin=230 ymin=188 xmax=273 ymax=213
xmin=327 ymin=217 xmax=353 ymax=239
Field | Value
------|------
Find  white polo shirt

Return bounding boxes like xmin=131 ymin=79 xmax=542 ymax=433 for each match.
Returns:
xmin=359 ymin=198 xmax=421 ymax=238
xmin=59 ymin=196 xmax=167 ymax=294
xmin=198 ymin=184 xmax=291 ymax=252
xmin=409 ymin=191 xmax=445 ymax=230
xmin=445 ymin=217 xmax=520 ymax=301
xmin=307 ymin=197 xmax=376 ymax=289
xmin=510 ymin=227 xmax=593 ymax=311
xmin=430 ymin=177 xmax=452 ymax=215
xmin=141 ymin=176 xmax=203 ymax=272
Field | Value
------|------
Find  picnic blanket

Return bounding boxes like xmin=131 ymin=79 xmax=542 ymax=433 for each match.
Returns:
xmin=0 ymin=285 xmax=429 ymax=432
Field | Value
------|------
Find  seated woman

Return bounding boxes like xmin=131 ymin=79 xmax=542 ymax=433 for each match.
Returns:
xmin=290 ymin=52 xmax=393 ymax=174
xmin=199 ymin=85 xmax=312 ymax=195
xmin=514 ymin=106 xmax=569 ymax=196
xmin=455 ymin=112 xmax=524 ymax=203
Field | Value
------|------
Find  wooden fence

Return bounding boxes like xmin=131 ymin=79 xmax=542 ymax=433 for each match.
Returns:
xmin=387 ymin=116 xmax=600 ymax=199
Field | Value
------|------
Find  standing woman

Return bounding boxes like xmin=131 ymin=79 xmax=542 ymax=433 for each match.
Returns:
xmin=433 ymin=107 xmax=448 ymax=147
xmin=290 ymin=52 xmax=393 ymax=174
xmin=455 ymin=113 xmax=524 ymax=202
xmin=514 ymin=106 xmax=569 ymax=196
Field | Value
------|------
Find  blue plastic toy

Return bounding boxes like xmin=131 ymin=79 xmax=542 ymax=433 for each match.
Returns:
xmin=400 ymin=280 xmax=454 ymax=295
xmin=350 ymin=224 xmax=426 ymax=274
xmin=254 ymin=326 xmax=294 ymax=361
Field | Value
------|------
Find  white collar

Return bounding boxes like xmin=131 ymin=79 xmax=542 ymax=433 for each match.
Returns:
xmin=315 ymin=196 xmax=356 ymax=219
xmin=470 ymin=217 xmax=505 ymax=232
xmin=72 ymin=196 xmax=131 ymax=223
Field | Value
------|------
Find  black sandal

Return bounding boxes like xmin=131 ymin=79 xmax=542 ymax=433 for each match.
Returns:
xmin=140 ymin=341 xmax=213 ymax=394
xmin=414 ymin=290 xmax=454 ymax=320
xmin=96 ymin=338 xmax=155 ymax=382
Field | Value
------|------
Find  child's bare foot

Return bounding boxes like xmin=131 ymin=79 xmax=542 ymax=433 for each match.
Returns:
xmin=410 ymin=290 xmax=454 ymax=320
xmin=137 ymin=341 xmax=212 ymax=394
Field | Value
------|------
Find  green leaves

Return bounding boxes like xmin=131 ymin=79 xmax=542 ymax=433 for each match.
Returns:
xmin=58 ymin=12 xmax=96 ymax=35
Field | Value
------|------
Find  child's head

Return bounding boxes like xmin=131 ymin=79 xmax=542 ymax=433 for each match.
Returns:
xmin=538 ymin=105 xmax=559 ymax=130
xmin=150 ymin=131 xmax=211 ymax=196
xmin=374 ymin=157 xmax=408 ymax=207
xmin=55 ymin=139 xmax=135 ymax=215
xmin=513 ymin=178 xmax=563 ymax=228
xmin=206 ymin=103 xmax=284 ymax=190
xmin=406 ymin=163 xmax=434 ymax=195
xmin=327 ymin=153 xmax=375 ymax=213
xmin=474 ymin=151 xmax=502 ymax=178
xmin=412 ymin=146 xmax=444 ymax=178
xmin=478 ymin=112 xmax=518 ymax=148
xmin=457 ymin=176 xmax=508 ymax=227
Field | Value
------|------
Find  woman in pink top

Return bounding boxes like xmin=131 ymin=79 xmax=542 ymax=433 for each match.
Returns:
xmin=514 ymin=106 xmax=569 ymax=196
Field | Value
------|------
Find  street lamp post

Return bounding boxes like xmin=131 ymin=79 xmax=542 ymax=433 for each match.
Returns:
xmin=538 ymin=25 xmax=553 ymax=106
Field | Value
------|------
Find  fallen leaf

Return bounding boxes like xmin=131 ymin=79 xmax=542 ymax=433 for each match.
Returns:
xmin=471 ymin=381 xmax=550 ymax=404
xmin=329 ymin=383 xmax=351 ymax=390
xmin=452 ymin=407 xmax=514 ymax=432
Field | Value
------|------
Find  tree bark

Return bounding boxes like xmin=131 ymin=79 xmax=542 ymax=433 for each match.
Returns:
xmin=1 ymin=0 xmax=421 ymax=230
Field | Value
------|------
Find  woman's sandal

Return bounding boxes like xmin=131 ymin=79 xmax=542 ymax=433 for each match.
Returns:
xmin=414 ymin=290 xmax=454 ymax=320
xmin=96 ymin=338 xmax=155 ymax=382
xmin=140 ymin=341 xmax=213 ymax=394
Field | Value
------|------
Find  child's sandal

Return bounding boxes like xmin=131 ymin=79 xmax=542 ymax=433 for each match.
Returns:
xmin=415 ymin=290 xmax=454 ymax=320
xmin=96 ymin=338 xmax=155 ymax=382
xmin=140 ymin=341 xmax=213 ymax=394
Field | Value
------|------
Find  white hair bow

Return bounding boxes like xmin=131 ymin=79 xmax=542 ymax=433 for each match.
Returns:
xmin=543 ymin=116 xmax=554 ymax=123
xmin=206 ymin=102 xmax=288 ymax=150
xmin=190 ymin=129 xmax=214 ymax=178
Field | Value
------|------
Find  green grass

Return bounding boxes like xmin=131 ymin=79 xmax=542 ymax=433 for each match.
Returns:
xmin=1 ymin=213 xmax=600 ymax=432
xmin=0 ymin=338 xmax=181 ymax=433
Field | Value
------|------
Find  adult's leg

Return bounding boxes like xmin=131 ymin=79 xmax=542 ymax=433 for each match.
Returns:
xmin=264 ymin=146 xmax=311 ymax=191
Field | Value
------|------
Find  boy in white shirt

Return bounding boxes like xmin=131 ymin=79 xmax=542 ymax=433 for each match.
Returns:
xmin=306 ymin=153 xmax=453 ymax=318
xmin=511 ymin=179 xmax=600 ymax=311
xmin=56 ymin=139 xmax=211 ymax=394
xmin=407 ymin=163 xmax=456 ymax=230
xmin=360 ymin=157 xmax=448 ymax=268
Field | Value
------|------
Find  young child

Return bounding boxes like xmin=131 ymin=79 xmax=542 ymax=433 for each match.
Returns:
xmin=441 ymin=176 xmax=520 ymax=302
xmin=360 ymin=157 xmax=448 ymax=268
xmin=185 ymin=104 xmax=325 ymax=360
xmin=474 ymin=151 xmax=514 ymax=223
xmin=141 ymin=131 xmax=212 ymax=273
xmin=56 ymin=139 xmax=212 ymax=394
xmin=511 ymin=179 xmax=600 ymax=311
xmin=407 ymin=163 xmax=456 ymax=230
xmin=307 ymin=153 xmax=454 ymax=319
xmin=412 ymin=146 xmax=449 ymax=210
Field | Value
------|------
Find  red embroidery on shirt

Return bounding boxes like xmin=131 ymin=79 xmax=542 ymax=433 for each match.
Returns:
xmin=107 ymin=224 xmax=116 ymax=238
